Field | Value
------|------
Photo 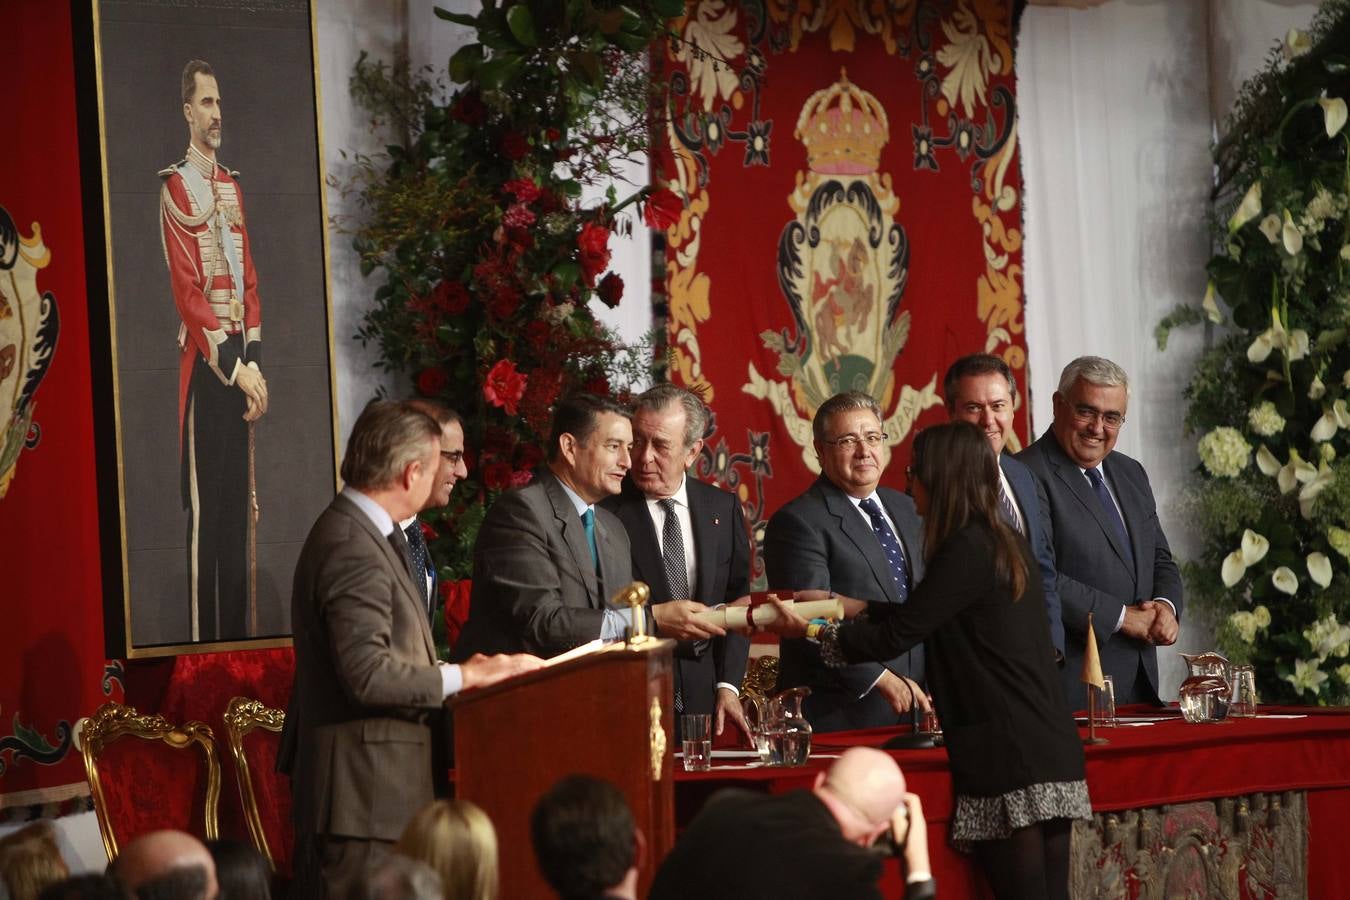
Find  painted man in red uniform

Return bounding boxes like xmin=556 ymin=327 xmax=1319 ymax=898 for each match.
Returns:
xmin=159 ymin=59 xmax=268 ymax=642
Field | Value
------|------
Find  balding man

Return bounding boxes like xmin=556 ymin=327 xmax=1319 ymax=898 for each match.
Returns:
xmin=649 ymin=747 xmax=934 ymax=899
xmin=109 ymin=830 xmax=218 ymax=900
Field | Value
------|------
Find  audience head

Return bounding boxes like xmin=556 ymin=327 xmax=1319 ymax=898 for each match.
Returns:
xmin=109 ymin=830 xmax=217 ymax=900
xmin=36 ymin=875 xmax=127 ymax=900
xmin=340 ymin=400 xmax=442 ymax=516
xmin=405 ymin=400 xmax=468 ymax=510
xmin=943 ymin=353 xmax=1017 ymax=455
xmin=1051 ymin=355 xmax=1129 ymax=469
xmin=395 ymin=799 xmax=498 ymax=900
xmin=630 ymin=384 xmax=707 ymax=500
xmin=364 ymin=855 xmax=442 ymax=900
xmin=0 ymin=821 xmax=70 ymax=900
xmin=205 ymin=839 xmax=270 ymax=900
xmin=812 ymin=747 xmax=908 ymax=847
xmin=812 ymin=391 xmax=888 ymax=499
xmin=546 ymin=394 xmax=632 ymax=504
xmin=531 ymin=775 xmax=641 ymax=900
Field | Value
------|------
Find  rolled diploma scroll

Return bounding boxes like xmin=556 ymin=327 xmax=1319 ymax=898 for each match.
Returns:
xmin=692 ymin=598 xmax=845 ymax=630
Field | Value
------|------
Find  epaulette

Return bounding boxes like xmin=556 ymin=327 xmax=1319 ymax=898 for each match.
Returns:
xmin=158 ymin=159 xmax=186 ymax=179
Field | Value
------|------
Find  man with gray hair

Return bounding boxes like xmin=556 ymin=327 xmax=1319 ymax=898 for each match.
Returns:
xmin=1017 ymin=356 xmax=1183 ymax=707
xmin=280 ymin=400 xmax=542 ymax=899
xmin=602 ymin=384 xmax=753 ymax=737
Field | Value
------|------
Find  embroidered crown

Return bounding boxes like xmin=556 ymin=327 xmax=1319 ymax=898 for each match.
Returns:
xmin=794 ymin=69 xmax=889 ymax=176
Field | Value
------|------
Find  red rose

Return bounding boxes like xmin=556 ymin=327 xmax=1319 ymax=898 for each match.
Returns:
xmin=510 ymin=469 xmax=534 ymax=488
xmin=416 ymin=367 xmax=448 ymax=396
xmin=500 ymin=131 xmax=529 ymax=160
xmin=482 ymin=461 xmax=514 ymax=490
xmin=483 ymin=359 xmax=528 ymax=415
xmin=440 ymin=578 xmax=473 ymax=649
xmin=596 ymin=272 xmax=624 ymax=309
xmin=430 ymin=280 xmax=470 ymax=315
xmin=576 ymin=222 xmax=612 ymax=287
xmin=503 ymin=178 xmax=541 ymax=203
xmin=502 ymin=202 xmax=536 ymax=228
xmin=451 ymin=91 xmax=487 ymax=126
xmin=643 ymin=187 xmax=683 ymax=230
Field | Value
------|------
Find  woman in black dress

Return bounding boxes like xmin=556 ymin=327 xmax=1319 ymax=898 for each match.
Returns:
xmin=768 ymin=421 xmax=1090 ymax=900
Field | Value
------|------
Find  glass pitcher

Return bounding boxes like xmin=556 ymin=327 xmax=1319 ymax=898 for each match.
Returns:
xmin=740 ymin=694 xmax=774 ymax=764
xmin=1179 ymin=675 xmax=1232 ymax=723
xmin=773 ymin=686 xmax=813 ymax=767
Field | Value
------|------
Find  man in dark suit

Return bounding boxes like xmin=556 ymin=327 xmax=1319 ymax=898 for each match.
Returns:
xmin=456 ymin=394 xmax=721 ymax=659
xmin=764 ymin=391 xmax=929 ymax=732
xmin=398 ymin=400 xmax=469 ymax=626
xmin=649 ymin=747 xmax=935 ymax=900
xmin=944 ymin=353 xmax=1066 ymax=660
xmin=279 ymin=401 xmax=541 ymax=899
xmin=1017 ymin=356 xmax=1183 ymax=707
xmin=602 ymin=385 xmax=752 ymax=737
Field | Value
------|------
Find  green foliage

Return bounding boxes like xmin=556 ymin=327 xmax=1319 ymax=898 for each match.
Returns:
xmin=1168 ymin=1 xmax=1350 ymax=704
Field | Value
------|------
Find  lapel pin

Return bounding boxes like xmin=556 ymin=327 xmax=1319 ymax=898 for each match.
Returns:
xmin=713 ymin=516 xmax=720 ymax=525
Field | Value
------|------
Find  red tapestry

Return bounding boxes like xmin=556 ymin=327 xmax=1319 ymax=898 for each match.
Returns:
xmin=0 ymin=1 xmax=121 ymax=815
xmin=655 ymin=0 xmax=1028 ymax=579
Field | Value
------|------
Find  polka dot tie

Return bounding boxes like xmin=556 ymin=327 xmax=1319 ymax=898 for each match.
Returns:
xmin=858 ymin=497 xmax=910 ymax=602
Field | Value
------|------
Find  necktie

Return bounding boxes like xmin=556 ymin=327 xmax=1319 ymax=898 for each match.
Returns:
xmin=1085 ymin=467 xmax=1134 ymax=566
xmin=858 ymin=497 xmax=910 ymax=602
xmin=387 ymin=527 xmax=417 ymax=595
xmin=998 ymin=481 xmax=1025 ymax=536
xmin=404 ymin=522 xmax=432 ymax=616
xmin=581 ymin=508 xmax=599 ymax=571
xmin=659 ymin=498 xmax=701 ymax=712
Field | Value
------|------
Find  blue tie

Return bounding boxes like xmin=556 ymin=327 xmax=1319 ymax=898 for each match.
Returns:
xmin=581 ymin=508 xmax=599 ymax=571
xmin=858 ymin=497 xmax=909 ymax=602
xmin=1085 ymin=467 xmax=1133 ymax=567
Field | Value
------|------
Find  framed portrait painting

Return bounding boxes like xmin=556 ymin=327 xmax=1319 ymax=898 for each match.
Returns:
xmin=86 ymin=0 xmax=339 ymax=656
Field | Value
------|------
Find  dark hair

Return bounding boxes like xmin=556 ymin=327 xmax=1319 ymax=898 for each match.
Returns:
xmin=404 ymin=398 xmax=463 ymax=429
xmin=340 ymin=400 xmax=442 ymax=490
xmin=911 ymin=421 xmax=1027 ymax=600
xmin=37 ymin=875 xmax=127 ymax=900
xmin=942 ymin=353 xmax=1017 ymax=410
xmin=531 ymin=776 xmax=635 ymax=900
xmin=812 ymin=391 xmax=882 ymax=443
xmin=546 ymin=394 xmax=629 ymax=463
xmin=134 ymin=866 xmax=210 ymax=900
xmin=181 ymin=60 xmax=214 ymax=105
xmin=206 ymin=840 xmax=270 ymax=900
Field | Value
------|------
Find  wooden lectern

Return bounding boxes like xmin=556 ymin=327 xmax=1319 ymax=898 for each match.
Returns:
xmin=453 ymin=639 xmax=675 ymax=898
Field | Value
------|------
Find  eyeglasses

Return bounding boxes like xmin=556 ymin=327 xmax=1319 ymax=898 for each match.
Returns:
xmin=822 ymin=432 xmax=888 ymax=449
xmin=1071 ymin=405 xmax=1125 ymax=430
xmin=440 ymin=450 xmax=465 ymax=464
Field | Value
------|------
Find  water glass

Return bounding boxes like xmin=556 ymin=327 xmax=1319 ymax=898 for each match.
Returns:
xmin=680 ymin=714 xmax=712 ymax=771
xmin=1090 ymin=675 xmax=1117 ymax=728
xmin=1231 ymin=664 xmax=1259 ymax=717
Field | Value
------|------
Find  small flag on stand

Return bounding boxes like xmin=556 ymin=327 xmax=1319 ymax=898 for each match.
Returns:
xmin=1082 ymin=612 xmax=1108 ymax=745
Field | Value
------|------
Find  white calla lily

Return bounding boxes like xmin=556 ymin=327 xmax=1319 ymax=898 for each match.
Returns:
xmin=1272 ymin=566 xmax=1300 ymax=595
xmin=1228 ymin=182 xmax=1263 ymax=234
xmin=1241 ymin=529 xmax=1270 ymax=565
xmin=1282 ymin=210 xmax=1304 ymax=255
xmin=1299 ymin=461 xmax=1335 ymax=518
xmin=1308 ymin=552 xmax=1334 ymax=589
xmin=1335 ymin=399 xmax=1350 ymax=428
xmin=1319 ymin=96 xmax=1348 ymax=138
xmin=1222 ymin=550 xmax=1247 ymax=587
xmin=1312 ymin=409 xmax=1339 ymax=442
xmin=1201 ymin=281 xmax=1222 ymax=323
xmin=1256 ymin=444 xmax=1282 ymax=476
xmin=1277 ymin=448 xmax=1317 ymax=494
xmin=1248 ymin=328 xmax=1276 ymax=363
xmin=1345 ymin=369 xmax=1350 ymax=389
xmin=1287 ymin=329 xmax=1309 ymax=361
xmin=1284 ymin=28 xmax=1311 ymax=59
xmin=1310 ymin=374 xmax=1327 ymax=400
xmin=1259 ymin=214 xmax=1282 ymax=243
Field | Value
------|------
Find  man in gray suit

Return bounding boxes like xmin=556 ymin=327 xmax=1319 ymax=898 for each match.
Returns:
xmin=764 ymin=391 xmax=930 ymax=732
xmin=280 ymin=401 xmax=541 ymax=899
xmin=455 ymin=393 xmax=722 ymax=659
xmin=1017 ymin=356 xmax=1182 ymax=707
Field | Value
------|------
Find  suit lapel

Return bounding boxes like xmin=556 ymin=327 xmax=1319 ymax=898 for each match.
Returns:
xmin=1046 ymin=440 xmax=1133 ymax=572
xmin=818 ymin=479 xmax=901 ymax=604
xmin=542 ymin=472 xmax=602 ymax=607
xmin=1104 ymin=455 xmax=1149 ymax=587
xmin=688 ymin=482 xmax=718 ymax=604
xmin=616 ymin=485 xmax=669 ymax=599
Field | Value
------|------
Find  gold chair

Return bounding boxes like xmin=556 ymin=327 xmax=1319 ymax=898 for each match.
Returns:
xmin=222 ymin=696 xmax=286 ymax=870
xmin=78 ymin=701 xmax=220 ymax=861
xmin=741 ymin=654 xmax=780 ymax=697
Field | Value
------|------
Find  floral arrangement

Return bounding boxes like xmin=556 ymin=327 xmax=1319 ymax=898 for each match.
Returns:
xmin=1161 ymin=1 xmax=1350 ymax=703
xmin=343 ymin=0 xmax=685 ymax=655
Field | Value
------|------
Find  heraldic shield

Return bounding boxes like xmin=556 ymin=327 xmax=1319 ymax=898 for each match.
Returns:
xmin=749 ymin=71 xmax=941 ymax=473
xmin=0 ymin=206 xmax=59 ymax=499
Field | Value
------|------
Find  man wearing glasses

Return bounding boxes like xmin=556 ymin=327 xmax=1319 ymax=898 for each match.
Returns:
xmin=764 ymin=391 xmax=931 ymax=732
xmin=1018 ymin=356 xmax=1183 ymax=707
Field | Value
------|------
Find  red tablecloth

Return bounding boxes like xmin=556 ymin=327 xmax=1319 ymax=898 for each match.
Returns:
xmin=677 ymin=707 xmax=1350 ymax=897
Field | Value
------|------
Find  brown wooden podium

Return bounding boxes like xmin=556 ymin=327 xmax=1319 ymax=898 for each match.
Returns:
xmin=452 ymin=639 xmax=676 ymax=898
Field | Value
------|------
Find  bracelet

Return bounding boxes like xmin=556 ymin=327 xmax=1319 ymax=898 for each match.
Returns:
xmin=804 ymin=617 xmax=829 ymax=641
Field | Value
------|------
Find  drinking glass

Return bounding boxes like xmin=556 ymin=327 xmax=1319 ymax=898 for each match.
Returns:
xmin=1230 ymin=664 xmax=1259 ymax=717
xmin=1090 ymin=675 xmax=1117 ymax=728
xmin=680 ymin=714 xmax=712 ymax=771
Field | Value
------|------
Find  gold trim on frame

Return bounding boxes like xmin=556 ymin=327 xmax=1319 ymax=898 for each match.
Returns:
xmin=78 ymin=701 xmax=222 ymax=862
xmin=649 ymin=696 xmax=666 ymax=781
xmin=222 ymin=696 xmax=286 ymax=869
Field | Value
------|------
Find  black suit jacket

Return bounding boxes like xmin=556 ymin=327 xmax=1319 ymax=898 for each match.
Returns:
xmin=650 ymin=788 xmax=935 ymax=900
xmin=1016 ymin=432 xmax=1184 ymax=707
xmin=764 ymin=477 xmax=925 ymax=732
xmin=1001 ymin=454 xmax=1066 ymax=656
xmin=601 ymin=476 xmax=751 ymax=714
xmin=837 ymin=523 xmax=1085 ymax=798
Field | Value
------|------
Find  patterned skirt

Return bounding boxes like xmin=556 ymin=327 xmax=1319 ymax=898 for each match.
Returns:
xmin=950 ymin=779 xmax=1092 ymax=845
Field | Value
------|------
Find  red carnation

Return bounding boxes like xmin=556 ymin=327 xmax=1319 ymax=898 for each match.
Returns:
xmin=503 ymin=178 xmax=541 ymax=203
xmin=576 ymin=222 xmax=612 ymax=287
xmin=596 ymin=272 xmax=624 ymax=309
xmin=500 ymin=131 xmax=529 ymax=160
xmin=482 ymin=461 xmax=514 ymax=490
xmin=416 ymin=367 xmax=448 ymax=396
xmin=643 ymin=187 xmax=683 ymax=230
xmin=483 ymin=359 xmax=528 ymax=415
xmin=451 ymin=91 xmax=487 ymax=126
xmin=510 ymin=469 xmax=534 ymax=488
xmin=502 ymin=202 xmax=536 ymax=229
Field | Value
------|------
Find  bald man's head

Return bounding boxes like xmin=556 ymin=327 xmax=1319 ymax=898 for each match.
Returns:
xmin=110 ymin=830 xmax=218 ymax=900
xmin=813 ymin=747 xmax=908 ymax=846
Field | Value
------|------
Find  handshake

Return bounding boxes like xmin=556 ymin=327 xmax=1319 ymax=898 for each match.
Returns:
xmin=1120 ymin=599 xmax=1179 ymax=646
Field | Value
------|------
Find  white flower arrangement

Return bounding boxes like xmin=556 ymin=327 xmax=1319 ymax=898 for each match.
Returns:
xmin=1303 ymin=614 xmax=1350 ymax=660
xmin=1284 ymin=658 xmax=1330 ymax=696
xmin=1197 ymin=427 xmax=1251 ymax=478
xmin=1248 ymin=401 xmax=1285 ymax=436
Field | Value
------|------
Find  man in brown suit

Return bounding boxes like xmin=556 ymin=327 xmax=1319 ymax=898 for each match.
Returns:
xmin=279 ymin=400 xmax=540 ymax=899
